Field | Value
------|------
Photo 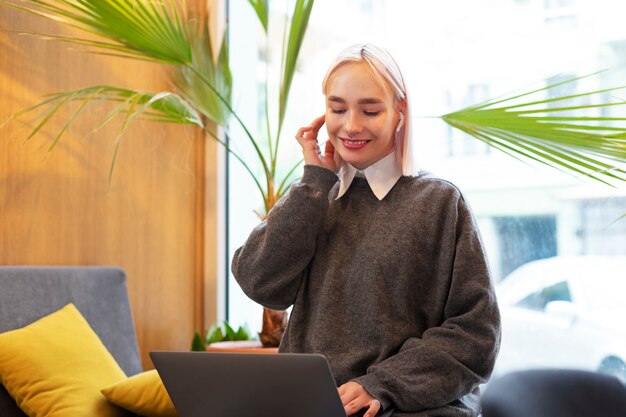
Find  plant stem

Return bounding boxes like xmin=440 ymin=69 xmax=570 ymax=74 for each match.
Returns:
xmin=187 ymin=65 xmax=272 ymax=208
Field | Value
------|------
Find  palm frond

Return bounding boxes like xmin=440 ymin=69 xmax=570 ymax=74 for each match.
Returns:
xmin=167 ymin=14 xmax=270 ymax=183
xmin=204 ymin=127 xmax=268 ymax=206
xmin=271 ymin=0 xmax=313 ymax=178
xmin=2 ymin=0 xmax=313 ymax=216
xmin=15 ymin=85 xmax=203 ymax=143
xmin=247 ymin=0 xmax=269 ymax=33
xmin=10 ymin=84 xmax=204 ymax=179
xmin=172 ymin=16 xmax=232 ymax=127
xmin=0 ymin=0 xmax=192 ymax=65
xmin=442 ymin=75 xmax=626 ymax=184
xmin=278 ymin=0 xmax=314 ymax=133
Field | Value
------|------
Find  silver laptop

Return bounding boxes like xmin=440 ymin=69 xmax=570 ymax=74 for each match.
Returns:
xmin=150 ymin=351 xmax=348 ymax=417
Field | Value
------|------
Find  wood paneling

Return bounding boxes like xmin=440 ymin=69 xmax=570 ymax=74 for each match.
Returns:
xmin=0 ymin=1 xmax=219 ymax=369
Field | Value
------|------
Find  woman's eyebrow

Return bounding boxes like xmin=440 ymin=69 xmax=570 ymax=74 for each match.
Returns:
xmin=327 ymin=96 xmax=384 ymax=104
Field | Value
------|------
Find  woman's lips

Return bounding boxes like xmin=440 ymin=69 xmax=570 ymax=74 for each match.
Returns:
xmin=340 ymin=137 xmax=370 ymax=150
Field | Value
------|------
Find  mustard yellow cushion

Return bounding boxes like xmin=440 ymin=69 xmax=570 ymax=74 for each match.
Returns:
xmin=101 ymin=369 xmax=177 ymax=417
xmin=0 ymin=303 xmax=128 ymax=417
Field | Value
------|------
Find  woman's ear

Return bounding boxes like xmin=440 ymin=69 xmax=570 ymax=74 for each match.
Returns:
xmin=396 ymin=112 xmax=405 ymax=132
xmin=395 ymin=100 xmax=408 ymax=128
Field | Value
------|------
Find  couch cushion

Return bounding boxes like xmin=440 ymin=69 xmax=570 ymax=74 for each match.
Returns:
xmin=0 ymin=266 xmax=142 ymax=417
xmin=101 ymin=369 xmax=178 ymax=417
xmin=0 ymin=304 xmax=130 ymax=417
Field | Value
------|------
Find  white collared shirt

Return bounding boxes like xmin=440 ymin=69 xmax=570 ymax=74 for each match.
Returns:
xmin=336 ymin=149 xmax=403 ymax=201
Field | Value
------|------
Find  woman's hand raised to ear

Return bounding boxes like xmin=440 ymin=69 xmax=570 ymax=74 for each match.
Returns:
xmin=295 ymin=114 xmax=340 ymax=173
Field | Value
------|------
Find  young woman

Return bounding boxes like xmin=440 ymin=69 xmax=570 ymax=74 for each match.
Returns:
xmin=232 ymin=44 xmax=501 ymax=417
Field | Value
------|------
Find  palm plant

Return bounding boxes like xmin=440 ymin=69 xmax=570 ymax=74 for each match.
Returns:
xmin=2 ymin=0 xmax=626 ymax=347
xmin=442 ymin=73 xmax=626 ymax=186
xmin=0 ymin=0 xmax=312 ymax=346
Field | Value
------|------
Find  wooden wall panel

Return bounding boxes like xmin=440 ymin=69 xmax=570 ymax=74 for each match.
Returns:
xmin=0 ymin=1 xmax=219 ymax=369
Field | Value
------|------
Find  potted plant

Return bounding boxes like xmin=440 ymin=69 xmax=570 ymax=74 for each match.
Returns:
xmin=2 ymin=0 xmax=625 ymax=349
xmin=192 ymin=322 xmax=252 ymax=351
xmin=192 ymin=321 xmax=279 ymax=353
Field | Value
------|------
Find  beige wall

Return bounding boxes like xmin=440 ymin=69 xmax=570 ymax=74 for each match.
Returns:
xmin=0 ymin=0 xmax=220 ymax=369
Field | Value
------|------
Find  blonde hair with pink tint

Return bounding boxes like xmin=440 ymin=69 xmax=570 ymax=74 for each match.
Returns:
xmin=322 ymin=44 xmax=413 ymax=175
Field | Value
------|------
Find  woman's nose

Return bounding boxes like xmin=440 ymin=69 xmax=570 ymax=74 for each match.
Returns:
xmin=344 ymin=112 xmax=362 ymax=135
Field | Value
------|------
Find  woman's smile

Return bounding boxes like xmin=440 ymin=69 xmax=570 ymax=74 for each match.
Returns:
xmin=340 ymin=137 xmax=371 ymax=149
xmin=325 ymin=61 xmax=401 ymax=170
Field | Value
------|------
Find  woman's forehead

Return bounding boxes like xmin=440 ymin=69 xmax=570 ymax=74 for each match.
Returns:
xmin=326 ymin=62 xmax=394 ymax=102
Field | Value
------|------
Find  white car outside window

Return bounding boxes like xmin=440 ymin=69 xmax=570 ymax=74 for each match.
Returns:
xmin=494 ymin=256 xmax=626 ymax=383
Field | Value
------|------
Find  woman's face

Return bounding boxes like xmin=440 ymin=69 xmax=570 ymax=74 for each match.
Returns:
xmin=325 ymin=61 xmax=400 ymax=170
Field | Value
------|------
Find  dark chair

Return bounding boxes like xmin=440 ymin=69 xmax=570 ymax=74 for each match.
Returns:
xmin=0 ymin=266 xmax=142 ymax=417
xmin=481 ymin=368 xmax=626 ymax=417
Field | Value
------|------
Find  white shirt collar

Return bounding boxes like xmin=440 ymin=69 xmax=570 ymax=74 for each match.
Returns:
xmin=336 ymin=149 xmax=403 ymax=201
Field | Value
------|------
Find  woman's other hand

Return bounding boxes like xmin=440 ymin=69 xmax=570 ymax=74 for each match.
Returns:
xmin=295 ymin=115 xmax=340 ymax=173
xmin=338 ymin=381 xmax=381 ymax=417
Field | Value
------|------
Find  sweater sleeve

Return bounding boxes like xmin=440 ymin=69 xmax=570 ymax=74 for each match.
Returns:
xmin=352 ymin=193 xmax=501 ymax=412
xmin=231 ymin=165 xmax=338 ymax=310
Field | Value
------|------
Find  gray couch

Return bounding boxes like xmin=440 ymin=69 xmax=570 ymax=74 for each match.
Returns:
xmin=0 ymin=266 xmax=142 ymax=417
xmin=481 ymin=368 xmax=626 ymax=417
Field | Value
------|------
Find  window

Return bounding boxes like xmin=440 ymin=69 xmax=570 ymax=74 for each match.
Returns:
xmin=579 ymin=198 xmax=626 ymax=255
xmin=545 ymin=0 xmax=575 ymax=9
xmin=546 ymin=73 xmax=578 ymax=110
xmin=446 ymin=84 xmax=492 ymax=157
xmin=227 ymin=0 xmax=626 ymax=381
xmin=493 ymin=216 xmax=557 ymax=277
xmin=516 ymin=281 xmax=571 ymax=311
xmin=543 ymin=0 xmax=578 ymax=29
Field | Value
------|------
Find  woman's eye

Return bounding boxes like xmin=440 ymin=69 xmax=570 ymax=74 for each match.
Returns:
xmin=364 ymin=111 xmax=380 ymax=116
xmin=330 ymin=109 xmax=346 ymax=114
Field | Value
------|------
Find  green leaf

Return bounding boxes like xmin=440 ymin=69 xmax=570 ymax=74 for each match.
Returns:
xmin=270 ymin=0 xmax=314 ymax=182
xmin=202 ymin=322 xmax=251 ymax=344
xmin=13 ymin=85 xmax=204 ymax=152
xmin=0 ymin=0 xmax=193 ymax=65
xmin=206 ymin=324 xmax=225 ymax=345
xmin=191 ymin=331 xmax=206 ymax=351
xmin=203 ymin=127 xmax=268 ymax=209
xmin=12 ymin=85 xmax=207 ymax=182
xmin=1 ymin=0 xmax=311 ymax=214
xmin=247 ymin=0 xmax=269 ymax=33
xmin=172 ymin=17 xmax=231 ymax=128
xmin=234 ymin=325 xmax=250 ymax=341
xmin=223 ymin=321 xmax=237 ymax=341
xmin=278 ymin=0 xmax=314 ymax=130
xmin=441 ymin=73 xmax=626 ymax=184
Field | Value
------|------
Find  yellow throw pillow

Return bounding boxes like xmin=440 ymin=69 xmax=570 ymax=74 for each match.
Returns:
xmin=101 ymin=369 xmax=178 ymax=417
xmin=0 ymin=303 xmax=128 ymax=417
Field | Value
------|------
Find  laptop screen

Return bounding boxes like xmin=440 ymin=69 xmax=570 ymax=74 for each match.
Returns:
xmin=151 ymin=351 xmax=348 ymax=417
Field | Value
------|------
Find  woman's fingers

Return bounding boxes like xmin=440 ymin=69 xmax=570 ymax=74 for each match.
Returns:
xmin=338 ymin=381 xmax=381 ymax=416
xmin=295 ymin=115 xmax=336 ymax=170
xmin=363 ymin=400 xmax=381 ymax=417
xmin=310 ymin=114 xmax=326 ymax=132
xmin=295 ymin=115 xmax=326 ymax=143
xmin=295 ymin=128 xmax=319 ymax=153
xmin=323 ymin=140 xmax=335 ymax=159
xmin=338 ymin=383 xmax=359 ymax=405
xmin=294 ymin=126 xmax=314 ymax=146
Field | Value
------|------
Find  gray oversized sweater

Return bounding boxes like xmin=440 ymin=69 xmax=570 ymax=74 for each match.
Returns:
xmin=232 ymin=165 xmax=501 ymax=417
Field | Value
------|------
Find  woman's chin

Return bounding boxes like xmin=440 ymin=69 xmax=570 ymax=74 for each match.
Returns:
xmin=340 ymin=157 xmax=369 ymax=170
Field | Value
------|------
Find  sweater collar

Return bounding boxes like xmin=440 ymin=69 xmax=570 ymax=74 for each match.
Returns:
xmin=336 ymin=149 xmax=402 ymax=201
